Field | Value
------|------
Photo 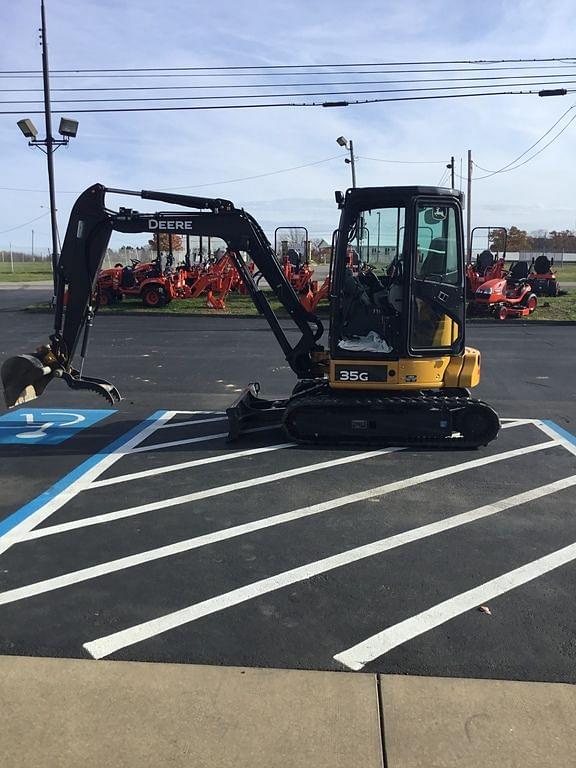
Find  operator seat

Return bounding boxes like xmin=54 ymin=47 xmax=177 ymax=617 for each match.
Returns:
xmin=507 ymin=260 xmax=529 ymax=285
xmin=420 ymin=238 xmax=447 ymax=276
xmin=476 ymin=249 xmax=494 ymax=275
xmin=533 ymin=254 xmax=552 ymax=275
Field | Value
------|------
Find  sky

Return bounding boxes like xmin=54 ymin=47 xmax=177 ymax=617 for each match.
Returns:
xmin=1 ymin=0 xmax=576 ymax=254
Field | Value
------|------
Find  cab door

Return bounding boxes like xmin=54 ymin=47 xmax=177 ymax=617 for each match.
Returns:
xmin=409 ymin=199 xmax=465 ymax=355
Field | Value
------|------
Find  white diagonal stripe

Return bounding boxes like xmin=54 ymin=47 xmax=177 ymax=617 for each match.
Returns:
xmin=91 ymin=442 xmax=295 ymax=488
xmin=18 ymin=447 xmax=401 ymax=541
xmin=0 ymin=463 xmax=568 ymax=611
xmin=81 ymin=441 xmax=561 ymax=660
xmin=334 ymin=478 xmax=576 ymax=670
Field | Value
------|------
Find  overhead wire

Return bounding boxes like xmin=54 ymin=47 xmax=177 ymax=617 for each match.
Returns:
xmin=2 ymin=71 xmax=576 ymax=94
xmin=12 ymin=71 xmax=576 ymax=92
xmin=473 ymin=102 xmax=576 ymax=178
xmin=0 ymin=212 xmax=50 ymax=234
xmin=358 ymin=156 xmax=446 ymax=164
xmin=0 ymin=87 xmax=570 ymax=115
xmin=0 ymin=155 xmax=344 ymax=194
xmin=2 ymin=64 xmax=576 ymax=80
xmin=4 ymin=78 xmax=576 ymax=106
xmin=474 ymin=110 xmax=576 ymax=179
xmin=0 ymin=56 xmax=574 ymax=74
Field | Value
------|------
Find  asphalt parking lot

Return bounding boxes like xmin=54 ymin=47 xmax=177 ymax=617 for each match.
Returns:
xmin=1 ymin=302 xmax=575 ymax=682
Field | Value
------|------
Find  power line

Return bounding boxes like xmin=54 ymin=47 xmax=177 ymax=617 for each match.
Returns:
xmin=0 ymin=212 xmax=50 ymax=234
xmin=161 ymin=155 xmax=343 ymax=190
xmin=0 ymin=155 xmax=344 ymax=194
xmin=5 ymin=77 xmax=576 ymax=105
xmin=0 ymin=87 xmax=569 ymax=115
xmin=359 ymin=156 xmax=446 ymax=164
xmin=1 ymin=56 xmax=574 ymax=74
xmin=474 ymin=103 xmax=576 ymax=178
xmin=3 ymin=71 xmax=576 ymax=95
xmin=436 ymin=168 xmax=449 ymax=186
xmin=2 ymin=64 xmax=576 ymax=81
xmin=474 ymin=110 xmax=576 ymax=179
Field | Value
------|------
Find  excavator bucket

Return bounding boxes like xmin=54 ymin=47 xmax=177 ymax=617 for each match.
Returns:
xmin=1 ymin=354 xmax=54 ymax=408
xmin=2 ymin=351 xmax=122 ymax=409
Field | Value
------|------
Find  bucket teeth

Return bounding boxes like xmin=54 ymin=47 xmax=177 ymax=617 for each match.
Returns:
xmin=60 ymin=371 xmax=121 ymax=405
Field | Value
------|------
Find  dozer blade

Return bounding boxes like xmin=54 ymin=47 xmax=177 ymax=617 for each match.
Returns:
xmin=226 ymin=383 xmax=286 ymax=440
xmin=2 ymin=354 xmax=54 ymax=408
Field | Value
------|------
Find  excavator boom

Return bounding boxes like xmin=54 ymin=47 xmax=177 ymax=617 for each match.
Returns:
xmin=2 ymin=184 xmax=325 ymax=409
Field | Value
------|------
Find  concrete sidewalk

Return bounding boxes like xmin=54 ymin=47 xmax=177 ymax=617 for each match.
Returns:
xmin=1 ymin=656 xmax=575 ymax=768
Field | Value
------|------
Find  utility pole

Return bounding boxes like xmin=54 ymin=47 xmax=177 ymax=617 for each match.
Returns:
xmin=336 ymin=136 xmax=357 ymax=187
xmin=31 ymin=229 xmax=35 ymax=260
xmin=17 ymin=2 xmax=78 ymax=297
xmin=466 ymin=149 xmax=472 ymax=262
xmin=348 ymin=140 xmax=357 ymax=188
xmin=10 ymin=242 xmax=14 ymax=274
xmin=40 ymin=0 xmax=59 ymax=293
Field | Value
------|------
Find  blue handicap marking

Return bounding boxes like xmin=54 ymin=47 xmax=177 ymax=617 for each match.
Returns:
xmin=0 ymin=408 xmax=116 ymax=445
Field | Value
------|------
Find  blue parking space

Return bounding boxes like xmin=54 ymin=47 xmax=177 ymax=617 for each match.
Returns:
xmin=0 ymin=408 xmax=116 ymax=445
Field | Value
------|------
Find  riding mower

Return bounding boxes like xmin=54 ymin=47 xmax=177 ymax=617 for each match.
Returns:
xmin=529 ymin=255 xmax=560 ymax=297
xmin=472 ymin=260 xmax=537 ymax=320
xmin=465 ymin=227 xmax=507 ymax=301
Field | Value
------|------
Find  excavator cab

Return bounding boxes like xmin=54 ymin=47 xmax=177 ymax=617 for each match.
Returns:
xmin=2 ymin=183 xmax=499 ymax=448
xmin=329 ymin=188 xmax=465 ymax=379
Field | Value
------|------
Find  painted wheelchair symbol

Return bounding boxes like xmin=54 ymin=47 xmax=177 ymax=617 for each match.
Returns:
xmin=15 ymin=412 xmax=86 ymax=440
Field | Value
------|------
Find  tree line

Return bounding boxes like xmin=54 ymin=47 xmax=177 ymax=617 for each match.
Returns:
xmin=489 ymin=228 xmax=576 ymax=253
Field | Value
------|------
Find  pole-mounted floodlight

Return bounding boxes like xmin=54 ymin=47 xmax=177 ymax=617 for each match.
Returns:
xmin=58 ymin=117 xmax=78 ymax=139
xmin=336 ymin=135 xmax=356 ymax=187
xmin=15 ymin=0 xmax=80 ymax=300
xmin=17 ymin=119 xmax=38 ymax=139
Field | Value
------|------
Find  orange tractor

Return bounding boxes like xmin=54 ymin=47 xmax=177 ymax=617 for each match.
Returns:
xmin=466 ymin=228 xmax=537 ymax=320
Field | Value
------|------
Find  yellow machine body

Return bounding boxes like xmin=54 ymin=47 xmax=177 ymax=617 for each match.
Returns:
xmin=329 ymin=347 xmax=481 ymax=390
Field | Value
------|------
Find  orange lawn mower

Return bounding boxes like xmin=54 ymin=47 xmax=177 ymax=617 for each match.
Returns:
xmin=471 ymin=260 xmax=537 ymax=320
xmin=529 ymin=254 xmax=561 ymax=297
xmin=96 ymin=234 xmax=190 ymax=308
xmin=465 ymin=226 xmax=507 ymax=301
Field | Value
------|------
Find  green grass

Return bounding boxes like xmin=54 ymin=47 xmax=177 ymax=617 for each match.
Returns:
xmin=26 ymin=290 xmax=574 ymax=320
xmin=25 ymin=291 xmax=331 ymax=317
xmin=0 ymin=262 xmax=53 ymax=282
xmin=553 ymin=265 xmax=576 ymax=282
xmin=525 ymin=292 xmax=576 ymax=321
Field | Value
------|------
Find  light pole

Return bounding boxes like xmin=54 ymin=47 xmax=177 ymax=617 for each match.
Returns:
xmin=16 ymin=0 xmax=79 ymax=296
xmin=336 ymin=135 xmax=357 ymax=187
xmin=377 ymin=211 xmax=381 ymax=259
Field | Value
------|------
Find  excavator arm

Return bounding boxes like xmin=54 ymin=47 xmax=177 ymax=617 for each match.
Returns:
xmin=2 ymin=184 xmax=325 ymax=409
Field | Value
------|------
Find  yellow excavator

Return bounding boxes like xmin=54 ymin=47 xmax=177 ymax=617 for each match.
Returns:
xmin=2 ymin=183 xmax=500 ymax=447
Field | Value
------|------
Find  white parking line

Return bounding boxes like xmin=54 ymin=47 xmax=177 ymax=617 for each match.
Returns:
xmin=80 ymin=441 xmax=560 ymax=659
xmin=158 ymin=416 xmax=228 ymax=430
xmin=91 ymin=442 xmax=295 ymax=488
xmin=334 ymin=482 xmax=576 ymax=670
xmin=1 ymin=457 xmax=567 ymax=611
xmin=128 ymin=431 xmax=229 ymax=453
xmin=18 ymin=447 xmax=402 ymax=541
xmin=534 ymin=420 xmax=576 ymax=456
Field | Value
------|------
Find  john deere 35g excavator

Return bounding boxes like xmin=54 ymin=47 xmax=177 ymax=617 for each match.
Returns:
xmin=2 ymin=183 xmax=500 ymax=447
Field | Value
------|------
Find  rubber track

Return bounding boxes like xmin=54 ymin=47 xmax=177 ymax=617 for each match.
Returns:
xmin=283 ymin=392 xmax=500 ymax=449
